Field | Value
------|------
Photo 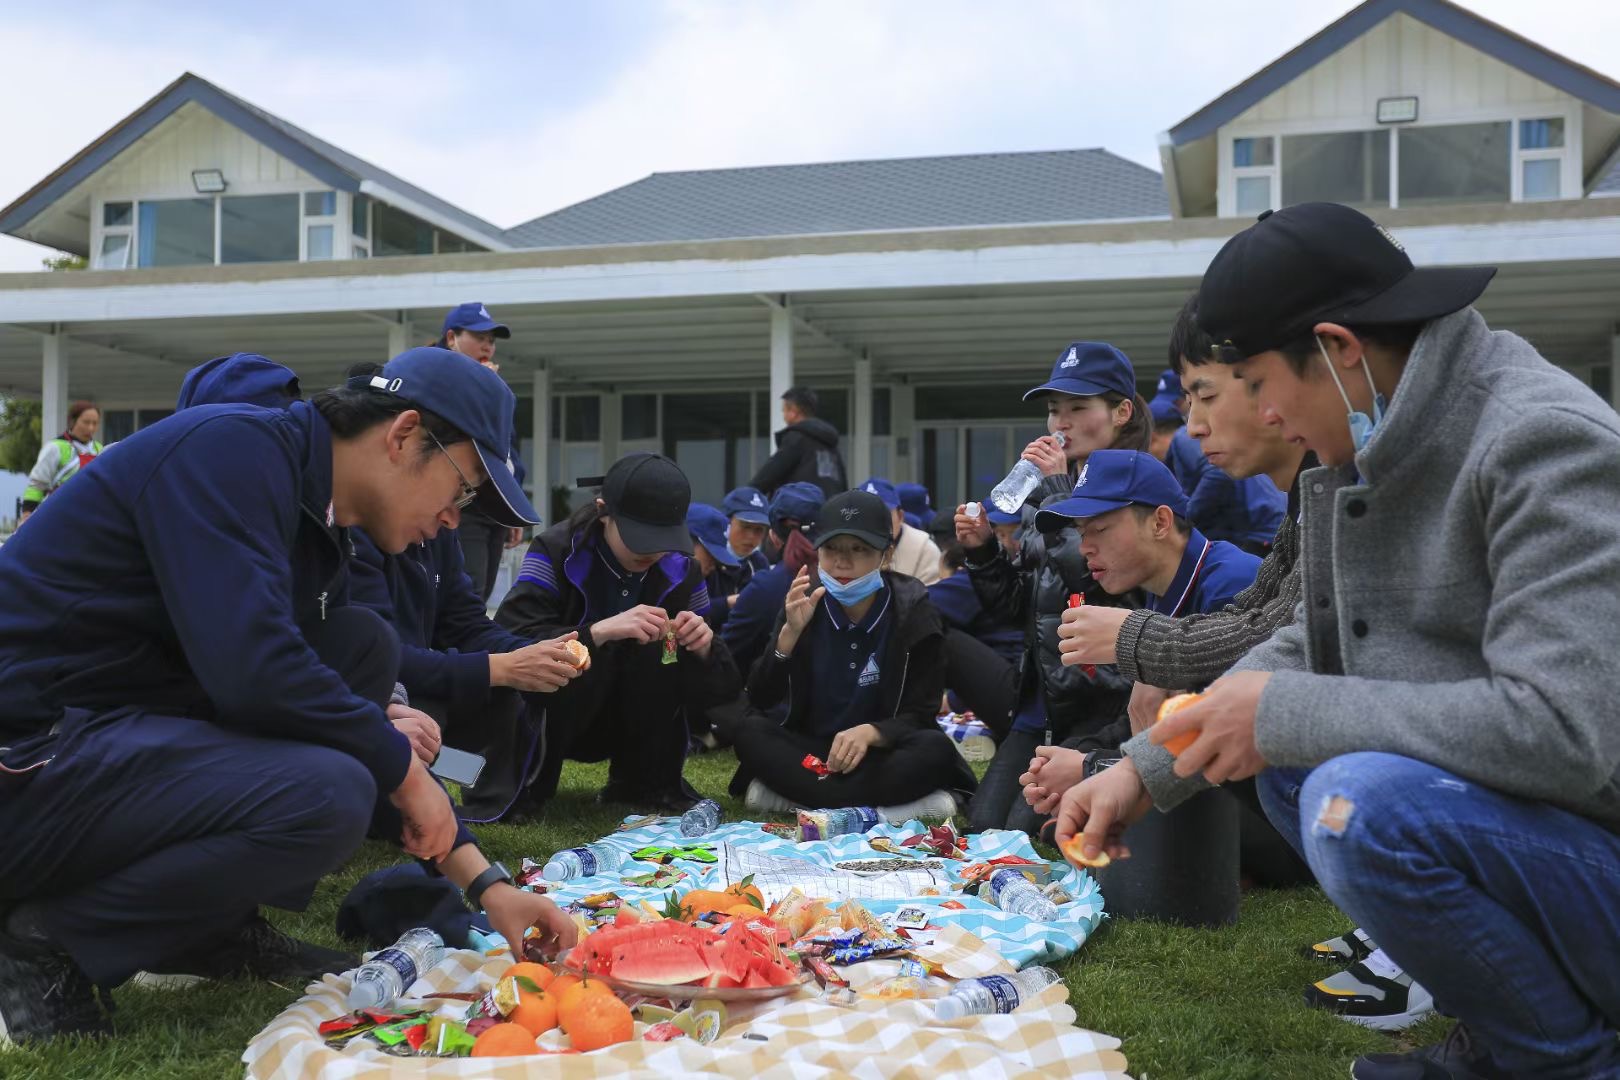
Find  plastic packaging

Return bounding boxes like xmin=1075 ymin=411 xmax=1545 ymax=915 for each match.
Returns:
xmin=542 ymin=842 xmax=629 ymax=881
xmin=347 ymin=928 xmax=446 ymax=1011
xmin=797 ymin=806 xmax=881 ymax=841
xmin=934 ymin=966 xmax=1062 ymax=1021
xmin=678 ymin=798 xmax=722 ymax=838
xmin=989 ymin=432 xmax=1067 ymax=514
xmin=985 ymin=867 xmax=1059 ymax=920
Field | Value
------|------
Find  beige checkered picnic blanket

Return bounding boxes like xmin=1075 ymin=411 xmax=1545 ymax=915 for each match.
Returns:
xmin=242 ymin=925 xmax=1131 ymax=1079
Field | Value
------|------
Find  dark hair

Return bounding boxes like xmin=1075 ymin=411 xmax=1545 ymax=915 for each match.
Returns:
xmin=782 ymin=387 xmax=819 ymax=416
xmin=566 ymin=497 xmax=605 ymax=535
xmin=346 ymin=361 xmax=383 ymax=380
xmin=1168 ymin=292 xmax=1214 ymax=377
xmin=1231 ymin=322 xmax=1428 ymax=376
xmin=1105 ymin=392 xmax=1153 ymax=453
xmin=940 ymin=542 xmax=968 ymax=573
xmin=66 ymin=400 xmax=98 ymax=426
xmin=311 ymin=384 xmax=469 ymax=462
xmin=1130 ymin=503 xmax=1192 ymax=535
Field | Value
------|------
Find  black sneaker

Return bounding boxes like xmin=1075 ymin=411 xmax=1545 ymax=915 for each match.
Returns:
xmin=1305 ymin=949 xmax=1435 ymax=1031
xmin=135 ymin=915 xmax=355 ymax=988
xmin=1350 ymin=1024 xmax=1510 ymax=1079
xmin=0 ymin=916 xmax=110 ymax=1046
xmin=1304 ymin=925 xmax=1376 ymax=963
xmin=597 ymin=782 xmax=699 ymax=814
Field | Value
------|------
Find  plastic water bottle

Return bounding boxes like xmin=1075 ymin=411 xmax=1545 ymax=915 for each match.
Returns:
xmin=934 ymin=966 xmax=1063 ymax=1021
xmin=679 ymin=798 xmax=722 ymax=837
xmin=346 ymin=928 xmax=446 ymax=1011
xmin=542 ymin=842 xmax=629 ymax=881
xmin=828 ymin=806 xmax=881 ymax=837
xmin=986 ymin=867 xmax=1059 ymax=920
xmin=989 ymin=432 xmax=1067 ymax=514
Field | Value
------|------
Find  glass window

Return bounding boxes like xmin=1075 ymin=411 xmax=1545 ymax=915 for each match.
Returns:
xmin=372 ymin=203 xmax=434 ymax=257
xmin=1522 ymin=158 xmax=1562 ymax=201
xmin=564 ymin=395 xmax=600 ymax=441
xmin=220 ymin=194 xmax=298 ymax=264
xmin=916 ymin=383 xmax=1037 ymax=420
xmin=306 ymin=224 xmax=334 ymax=260
xmin=922 ymin=428 xmax=960 ymax=510
xmin=95 ymin=233 xmax=131 ymax=270
xmin=1235 ymin=176 xmax=1272 ymax=214
xmin=816 ymin=389 xmax=849 ymax=435
xmin=303 ymin=191 xmax=336 ymax=216
xmin=1281 ymin=131 xmax=1390 ymax=207
xmin=1398 ymin=122 xmax=1510 ymax=207
xmin=351 ymin=194 xmax=370 ymax=239
xmin=622 ymin=393 xmax=659 ymax=440
xmin=137 ymin=198 xmax=215 ymax=267
xmin=103 ymin=202 xmax=132 ymax=228
xmin=662 ymin=392 xmax=752 ymax=506
xmin=966 ymin=427 xmax=1011 ymax=501
xmin=1519 ymin=118 xmax=1564 ymax=150
xmin=352 ymin=244 xmax=369 ymax=259
xmin=1233 ymin=137 xmax=1275 ymax=167
xmin=437 ymin=231 xmax=474 ymax=254
xmin=101 ymin=409 xmax=135 ymax=443
xmin=873 ymin=386 xmax=892 ymax=436
xmin=137 ymin=408 xmax=173 ymax=429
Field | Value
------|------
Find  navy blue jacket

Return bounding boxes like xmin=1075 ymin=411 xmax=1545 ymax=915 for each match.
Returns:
xmin=926 ymin=572 xmax=1022 ymax=663
xmin=0 ymin=402 xmax=412 ymax=791
xmin=721 ymin=561 xmax=795 ymax=677
xmin=1144 ymin=529 xmax=1262 ymax=617
xmin=1167 ymin=428 xmax=1286 ymax=548
xmin=350 ymin=530 xmax=532 ymax=713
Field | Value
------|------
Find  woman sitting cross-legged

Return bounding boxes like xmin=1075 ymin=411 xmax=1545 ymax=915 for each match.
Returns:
xmin=728 ymin=489 xmax=976 ymax=821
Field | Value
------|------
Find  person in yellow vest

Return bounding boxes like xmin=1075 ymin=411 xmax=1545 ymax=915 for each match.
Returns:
xmin=20 ymin=401 xmax=102 ymax=524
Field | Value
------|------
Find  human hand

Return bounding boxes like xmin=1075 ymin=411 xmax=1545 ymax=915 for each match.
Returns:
xmin=672 ymin=609 xmax=713 ymax=660
xmin=1053 ymin=757 xmax=1155 ymax=864
xmin=1020 ymin=435 xmax=1069 ymax=478
xmin=1151 ymin=671 xmax=1271 ymax=784
xmin=492 ymin=633 xmax=584 ymax=692
xmin=591 ymin=604 xmax=668 ymax=645
xmin=482 ymin=885 xmax=579 ymax=961
xmin=389 ymin=757 xmax=459 ymax=861
xmin=387 ymin=703 xmax=442 ymax=763
xmin=827 ymin=723 xmax=881 ymax=773
xmin=1020 ymin=745 xmax=1088 ymax=815
xmin=1057 ymin=604 xmax=1131 ymax=666
xmin=1127 ymin=682 xmax=1170 ymax=735
xmin=782 ymin=567 xmax=825 ymax=640
xmin=954 ymin=504 xmax=992 ymax=548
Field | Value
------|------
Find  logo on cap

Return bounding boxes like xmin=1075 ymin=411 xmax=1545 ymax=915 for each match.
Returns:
xmin=864 ymin=483 xmax=878 ymax=494
xmin=1375 ymin=224 xmax=1405 ymax=252
xmin=1060 ymin=347 xmax=1080 ymax=369
xmin=751 ymin=493 xmax=765 ymax=507
xmin=477 ymin=305 xmax=491 ymax=319
xmin=841 ymin=506 xmax=859 ymax=520
xmin=1075 ymin=464 xmax=1089 ymax=489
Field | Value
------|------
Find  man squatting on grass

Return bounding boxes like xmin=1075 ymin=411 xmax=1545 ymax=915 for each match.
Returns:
xmin=1055 ymin=203 xmax=1620 ymax=1080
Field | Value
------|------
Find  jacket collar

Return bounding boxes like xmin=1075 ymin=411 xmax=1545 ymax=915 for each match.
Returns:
xmin=1147 ymin=528 xmax=1211 ymax=617
xmin=1354 ymin=308 xmax=1486 ymax=486
xmin=561 ymin=524 xmax=690 ymax=622
xmin=290 ymin=401 xmax=336 ymax=530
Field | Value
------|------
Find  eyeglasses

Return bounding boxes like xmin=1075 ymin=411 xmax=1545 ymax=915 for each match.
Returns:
xmin=426 ymin=431 xmax=480 ymax=510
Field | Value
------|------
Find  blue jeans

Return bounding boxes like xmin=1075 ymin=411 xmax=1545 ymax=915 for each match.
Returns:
xmin=1259 ymin=753 xmax=1620 ymax=1078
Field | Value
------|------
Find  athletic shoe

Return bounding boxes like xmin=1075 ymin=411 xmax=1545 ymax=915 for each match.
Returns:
xmin=1350 ymin=1023 xmax=1510 ymax=1079
xmin=744 ymin=780 xmax=795 ymax=814
xmin=878 ymin=790 xmax=958 ymax=824
xmin=134 ymin=915 xmax=355 ymax=989
xmin=0 ymin=911 xmax=110 ymax=1046
xmin=955 ymin=734 xmax=997 ymax=763
xmin=1304 ymin=925 xmax=1377 ymax=963
xmin=1305 ymin=948 xmax=1435 ymax=1031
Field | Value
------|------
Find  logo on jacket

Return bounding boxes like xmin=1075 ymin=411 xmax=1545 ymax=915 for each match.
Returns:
xmin=1060 ymin=347 xmax=1080 ymax=368
xmin=858 ymin=655 xmax=880 ymax=687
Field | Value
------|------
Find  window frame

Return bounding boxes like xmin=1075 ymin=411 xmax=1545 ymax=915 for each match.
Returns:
xmin=89 ymin=183 xmax=350 ymax=268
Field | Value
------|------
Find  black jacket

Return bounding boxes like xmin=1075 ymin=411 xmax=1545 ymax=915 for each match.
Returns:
xmin=747 ymin=571 xmax=944 ymax=747
xmin=749 ymin=418 xmax=847 ymax=499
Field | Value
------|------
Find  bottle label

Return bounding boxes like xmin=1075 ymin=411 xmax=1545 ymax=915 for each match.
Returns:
xmin=988 ymin=868 xmax=1029 ymax=902
xmin=975 ymin=975 xmax=1020 ymax=1014
xmin=369 ymin=946 xmax=418 ymax=987
xmin=852 ymin=807 xmax=879 ymax=833
xmin=576 ymin=848 xmax=598 ymax=876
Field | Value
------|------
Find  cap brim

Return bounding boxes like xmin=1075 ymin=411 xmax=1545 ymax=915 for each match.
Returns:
xmin=616 ymin=515 xmax=694 ymax=556
xmin=730 ymin=509 xmax=770 ymax=525
xmin=701 ymin=537 xmax=741 ymax=567
xmin=1337 ymin=265 xmax=1496 ymax=329
xmin=452 ymin=319 xmax=512 ymax=339
xmin=472 ymin=442 xmax=540 ymax=528
xmin=1023 ymin=377 xmax=1116 ymax=402
xmin=813 ymin=525 xmax=892 ymax=551
xmin=1034 ymin=495 xmax=1131 ymax=532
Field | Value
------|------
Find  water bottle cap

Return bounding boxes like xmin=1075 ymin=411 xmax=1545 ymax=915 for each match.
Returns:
xmin=934 ymin=995 xmax=966 ymax=1022
xmin=540 ymin=861 xmax=568 ymax=881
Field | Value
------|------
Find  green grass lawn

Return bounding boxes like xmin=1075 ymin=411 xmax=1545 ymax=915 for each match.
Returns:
xmin=2 ymin=750 xmax=1449 ymax=1080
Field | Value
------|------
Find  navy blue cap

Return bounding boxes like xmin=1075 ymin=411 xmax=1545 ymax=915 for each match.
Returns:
xmin=177 ymin=353 xmax=301 ymax=410
xmin=722 ymin=485 xmax=771 ymax=525
xmin=369 ymin=347 xmax=538 ymax=527
xmin=896 ymin=482 xmax=932 ymax=516
xmin=1024 ymin=342 xmax=1137 ymax=402
xmin=1035 ymin=449 xmax=1188 ymax=531
xmin=986 ymin=506 xmax=1022 ymax=526
xmin=441 ymin=301 xmax=510 ymax=339
xmin=686 ymin=503 xmax=741 ymax=567
xmin=769 ymin=481 xmax=825 ymax=529
xmin=858 ymin=477 xmax=901 ymax=511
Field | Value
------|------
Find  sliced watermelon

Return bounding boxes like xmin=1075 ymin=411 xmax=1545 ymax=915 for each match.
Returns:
xmin=612 ymin=941 xmax=711 ymax=985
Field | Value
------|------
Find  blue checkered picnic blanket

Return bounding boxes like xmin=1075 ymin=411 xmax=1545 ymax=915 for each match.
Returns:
xmin=512 ymin=817 xmax=1106 ymax=970
xmin=936 ymin=713 xmax=993 ymax=742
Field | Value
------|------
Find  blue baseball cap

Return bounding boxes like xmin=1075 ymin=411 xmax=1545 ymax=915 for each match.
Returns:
xmin=722 ymin=485 xmax=771 ymax=525
xmin=442 ymin=301 xmax=510 ymax=339
xmin=366 ymin=347 xmax=538 ymax=527
xmin=986 ymin=506 xmax=1022 ymax=526
xmin=1024 ymin=342 xmax=1137 ymax=402
xmin=1150 ymin=369 xmax=1186 ymax=424
xmin=896 ymin=482 xmax=932 ymax=517
xmin=1035 ymin=449 xmax=1188 ymax=531
xmin=686 ymin=504 xmax=741 ymax=567
xmin=769 ymin=482 xmax=825 ymax=529
xmin=858 ymin=477 xmax=901 ymax=510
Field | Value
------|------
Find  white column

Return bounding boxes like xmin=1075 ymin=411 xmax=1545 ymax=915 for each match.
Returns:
xmin=851 ymin=354 xmax=873 ymax=482
xmin=600 ymin=390 xmax=622 ymax=467
xmin=769 ymin=301 xmax=793 ymax=420
xmin=891 ymin=380 xmax=917 ymax=484
xmin=41 ymin=329 xmax=68 ymax=439
xmin=386 ymin=317 xmax=411 ymax=359
xmin=532 ymin=364 xmax=551 ymax=524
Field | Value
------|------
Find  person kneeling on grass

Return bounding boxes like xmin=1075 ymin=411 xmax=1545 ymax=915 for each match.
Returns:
xmin=728 ymin=489 xmax=977 ymax=821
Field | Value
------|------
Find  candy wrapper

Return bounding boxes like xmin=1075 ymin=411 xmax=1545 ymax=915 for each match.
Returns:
xmin=767 ymin=889 xmax=831 ymax=939
xmin=863 ymin=959 xmax=935 ymax=1001
xmin=319 ymin=1009 xmax=425 ymax=1046
xmin=960 ymin=856 xmax=1053 ymax=888
xmin=800 ymin=754 xmax=832 ymax=779
xmin=515 ymin=858 xmax=553 ymax=890
xmin=838 ymin=901 xmax=891 ymax=938
xmin=621 ymin=865 xmax=688 ymax=889
xmin=630 ymin=844 xmax=717 ymax=865
xmin=464 ymin=974 xmax=524 ymax=1023
xmin=898 ymin=821 xmax=966 ymax=860
xmin=661 ymin=626 xmax=679 ymax=665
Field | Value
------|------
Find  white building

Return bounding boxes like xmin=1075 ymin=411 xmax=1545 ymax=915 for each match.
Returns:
xmin=2 ymin=0 xmax=1618 ymax=513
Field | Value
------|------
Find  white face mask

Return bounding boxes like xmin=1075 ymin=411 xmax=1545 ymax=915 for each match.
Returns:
xmin=1316 ymin=336 xmax=1386 ymax=453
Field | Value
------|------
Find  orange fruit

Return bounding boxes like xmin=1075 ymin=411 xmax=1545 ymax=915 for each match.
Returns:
xmin=726 ymin=881 xmax=765 ymax=908
xmin=567 ymin=992 xmax=634 ymax=1052
xmin=504 ymin=961 xmax=556 ymax=992
xmin=557 ymin=979 xmax=615 ymax=1034
xmin=726 ymin=904 xmax=765 ymax=919
xmin=1156 ymin=692 xmax=1205 ymax=756
xmin=471 ymin=1022 xmax=539 ymax=1057
xmin=1060 ymin=834 xmax=1112 ymax=869
xmin=548 ymin=973 xmax=583 ymax=1002
xmin=508 ymin=988 xmax=559 ymax=1036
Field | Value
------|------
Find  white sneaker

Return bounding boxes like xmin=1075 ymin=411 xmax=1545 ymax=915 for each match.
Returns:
xmin=744 ymin=780 xmax=795 ymax=813
xmin=878 ymin=790 xmax=958 ymax=825
xmin=955 ymin=735 xmax=997 ymax=763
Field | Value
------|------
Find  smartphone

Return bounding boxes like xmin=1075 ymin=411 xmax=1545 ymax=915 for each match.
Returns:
xmin=430 ymin=746 xmax=486 ymax=788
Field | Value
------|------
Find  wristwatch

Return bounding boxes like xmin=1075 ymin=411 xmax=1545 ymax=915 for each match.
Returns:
xmin=465 ymin=861 xmax=513 ymax=911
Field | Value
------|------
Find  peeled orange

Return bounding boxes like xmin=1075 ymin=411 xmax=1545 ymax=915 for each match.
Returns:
xmin=1156 ymin=692 xmax=1205 ymax=756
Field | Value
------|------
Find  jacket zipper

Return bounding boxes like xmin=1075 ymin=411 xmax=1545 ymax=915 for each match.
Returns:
xmin=889 ymin=654 xmax=912 ymax=724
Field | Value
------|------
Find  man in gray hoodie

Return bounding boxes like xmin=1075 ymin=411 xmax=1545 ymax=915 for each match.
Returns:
xmin=1056 ymin=203 xmax=1620 ymax=1080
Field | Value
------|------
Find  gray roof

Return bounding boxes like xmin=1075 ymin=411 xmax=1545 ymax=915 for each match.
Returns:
xmin=505 ymin=150 xmax=1169 ymax=249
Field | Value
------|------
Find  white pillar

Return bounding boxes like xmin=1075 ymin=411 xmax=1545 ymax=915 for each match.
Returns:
xmin=891 ymin=380 xmax=916 ymax=484
xmin=852 ymin=355 xmax=873 ymax=482
xmin=600 ymin=390 xmax=622 ymax=467
xmin=769 ymin=301 xmax=793 ymax=423
xmin=386 ymin=317 xmax=410 ymax=359
xmin=41 ymin=329 xmax=68 ymax=439
xmin=532 ymin=364 xmax=551 ymax=524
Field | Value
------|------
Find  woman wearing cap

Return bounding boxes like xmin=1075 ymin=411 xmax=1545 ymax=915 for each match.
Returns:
xmin=495 ymin=452 xmax=741 ymax=815
xmin=729 ymin=489 xmax=976 ymax=820
xmin=954 ymin=340 xmax=1150 ymax=835
xmin=686 ymin=503 xmax=743 ymax=633
xmin=20 ymin=401 xmax=102 ymax=524
xmin=434 ymin=301 xmax=526 ymax=604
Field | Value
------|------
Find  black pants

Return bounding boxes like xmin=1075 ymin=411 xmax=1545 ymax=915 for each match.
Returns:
xmin=0 ymin=607 xmax=398 ymax=986
xmin=941 ymin=629 xmax=1020 ymax=741
xmin=457 ymin=515 xmax=507 ymax=604
xmin=416 ymin=688 xmax=534 ymax=823
xmin=729 ymin=715 xmax=976 ymax=809
xmin=967 ymin=727 xmax=1045 ymax=835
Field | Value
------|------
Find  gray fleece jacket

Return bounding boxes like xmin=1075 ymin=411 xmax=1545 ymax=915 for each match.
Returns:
xmin=1125 ymin=308 xmax=1620 ymax=832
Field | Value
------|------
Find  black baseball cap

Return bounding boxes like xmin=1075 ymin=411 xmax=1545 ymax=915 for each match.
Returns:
xmin=813 ymin=490 xmax=894 ymax=552
xmin=601 ymin=452 xmax=693 ymax=555
xmin=1198 ymin=203 xmax=1496 ymax=359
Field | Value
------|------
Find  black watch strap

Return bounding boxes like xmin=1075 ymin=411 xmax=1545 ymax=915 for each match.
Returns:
xmin=465 ymin=861 xmax=513 ymax=911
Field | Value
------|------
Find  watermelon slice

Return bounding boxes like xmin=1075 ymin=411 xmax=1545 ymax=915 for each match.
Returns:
xmin=611 ymin=940 xmax=710 ymax=985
